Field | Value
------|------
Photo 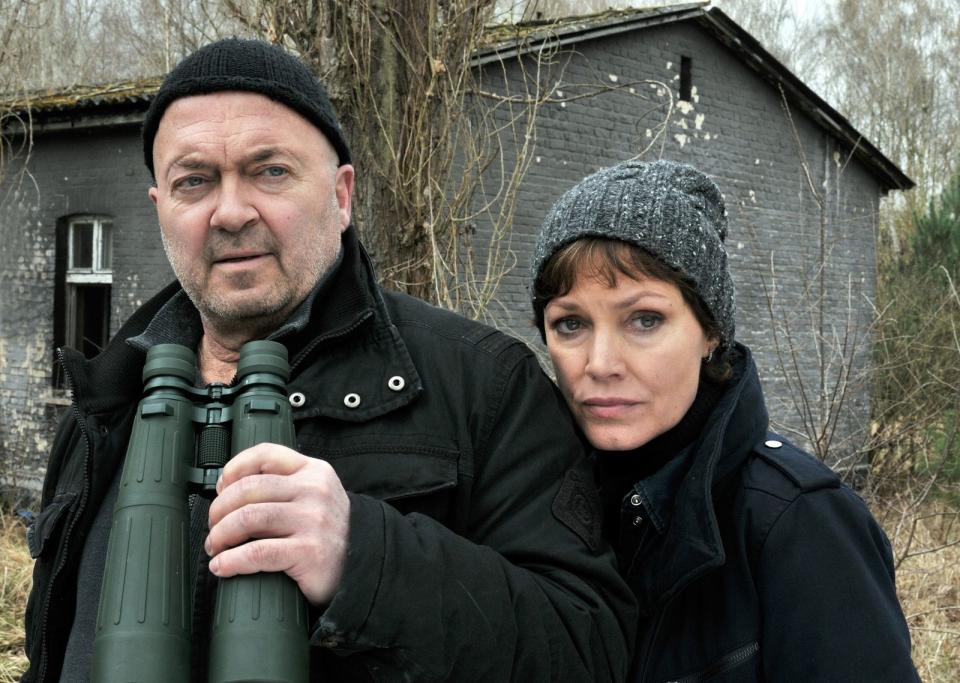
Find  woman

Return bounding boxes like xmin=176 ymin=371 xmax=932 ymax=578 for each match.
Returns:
xmin=530 ymin=160 xmax=919 ymax=682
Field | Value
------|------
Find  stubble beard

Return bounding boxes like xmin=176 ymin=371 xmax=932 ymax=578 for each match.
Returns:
xmin=160 ymin=228 xmax=327 ymax=337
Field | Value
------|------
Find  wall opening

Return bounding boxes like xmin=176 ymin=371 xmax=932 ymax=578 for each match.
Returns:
xmin=53 ymin=215 xmax=114 ymax=387
xmin=680 ymin=55 xmax=692 ymax=102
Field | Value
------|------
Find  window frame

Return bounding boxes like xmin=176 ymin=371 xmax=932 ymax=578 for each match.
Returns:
xmin=66 ymin=215 xmax=113 ymax=284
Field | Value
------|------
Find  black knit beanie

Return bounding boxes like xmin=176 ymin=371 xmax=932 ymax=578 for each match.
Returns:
xmin=530 ymin=159 xmax=735 ymax=348
xmin=142 ymin=37 xmax=350 ymax=177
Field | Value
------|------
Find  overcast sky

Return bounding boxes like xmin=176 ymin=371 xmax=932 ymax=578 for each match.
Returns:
xmin=711 ymin=0 xmax=827 ymax=21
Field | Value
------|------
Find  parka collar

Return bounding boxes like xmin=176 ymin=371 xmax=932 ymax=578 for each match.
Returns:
xmin=626 ymin=344 xmax=768 ymax=613
xmin=59 ymin=227 xmax=422 ymax=422
xmin=280 ymin=229 xmax=424 ymax=422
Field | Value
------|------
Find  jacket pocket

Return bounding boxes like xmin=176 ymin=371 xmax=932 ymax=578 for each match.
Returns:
xmin=664 ymin=641 xmax=760 ymax=683
xmin=27 ymin=491 xmax=77 ymax=559
xmin=300 ymin=435 xmax=461 ymax=520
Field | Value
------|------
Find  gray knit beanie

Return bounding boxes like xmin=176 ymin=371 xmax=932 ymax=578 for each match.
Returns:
xmin=530 ymin=159 xmax=735 ymax=348
xmin=143 ymin=37 xmax=350 ymax=178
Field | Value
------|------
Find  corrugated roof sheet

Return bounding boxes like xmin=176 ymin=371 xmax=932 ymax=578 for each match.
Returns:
xmin=1 ymin=78 xmax=162 ymax=115
xmin=479 ymin=3 xmax=705 ymax=49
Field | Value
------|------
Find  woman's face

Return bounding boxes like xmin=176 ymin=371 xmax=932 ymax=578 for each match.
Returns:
xmin=544 ymin=266 xmax=717 ymax=451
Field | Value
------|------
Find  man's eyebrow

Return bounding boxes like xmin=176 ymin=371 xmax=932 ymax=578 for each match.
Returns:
xmin=247 ymin=147 xmax=289 ymax=164
xmin=163 ymin=156 xmax=212 ymax=182
xmin=166 ymin=155 xmax=213 ymax=175
xmin=171 ymin=157 xmax=211 ymax=170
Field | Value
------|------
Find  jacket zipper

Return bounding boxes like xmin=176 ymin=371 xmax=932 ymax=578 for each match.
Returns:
xmin=665 ymin=641 xmax=760 ymax=683
xmin=36 ymin=349 xmax=92 ymax=682
xmin=640 ymin=433 xmax=728 ymax=683
xmin=637 ymin=593 xmax=674 ymax=682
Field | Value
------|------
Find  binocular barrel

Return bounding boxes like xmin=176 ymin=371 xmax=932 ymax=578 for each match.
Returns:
xmin=208 ymin=342 xmax=308 ymax=683
xmin=91 ymin=341 xmax=308 ymax=683
xmin=91 ymin=344 xmax=197 ymax=682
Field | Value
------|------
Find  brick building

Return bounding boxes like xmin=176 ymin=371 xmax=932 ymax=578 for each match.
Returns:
xmin=0 ymin=4 xmax=912 ymax=496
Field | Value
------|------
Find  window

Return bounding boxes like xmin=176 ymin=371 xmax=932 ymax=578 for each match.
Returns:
xmin=67 ymin=217 xmax=113 ymax=278
xmin=680 ymin=56 xmax=692 ymax=102
xmin=53 ymin=216 xmax=114 ymax=386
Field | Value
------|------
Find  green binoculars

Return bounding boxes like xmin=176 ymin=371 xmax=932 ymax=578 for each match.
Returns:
xmin=91 ymin=341 xmax=308 ymax=682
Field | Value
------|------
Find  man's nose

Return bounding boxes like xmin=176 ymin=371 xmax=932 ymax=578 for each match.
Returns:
xmin=585 ymin=330 xmax=625 ymax=380
xmin=210 ymin=177 xmax=258 ymax=232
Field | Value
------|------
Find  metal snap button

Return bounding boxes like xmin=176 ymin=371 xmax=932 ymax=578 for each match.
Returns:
xmin=387 ymin=375 xmax=405 ymax=391
xmin=764 ymin=439 xmax=783 ymax=449
xmin=629 ymin=494 xmax=642 ymax=507
xmin=289 ymin=392 xmax=306 ymax=408
xmin=632 ymin=515 xmax=644 ymax=527
xmin=343 ymin=393 xmax=361 ymax=408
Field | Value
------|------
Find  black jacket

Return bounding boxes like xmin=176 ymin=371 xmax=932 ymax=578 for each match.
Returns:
xmin=601 ymin=346 xmax=919 ymax=682
xmin=23 ymin=229 xmax=635 ymax=682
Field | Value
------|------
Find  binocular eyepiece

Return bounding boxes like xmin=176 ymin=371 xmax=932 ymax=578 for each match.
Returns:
xmin=91 ymin=341 xmax=308 ymax=683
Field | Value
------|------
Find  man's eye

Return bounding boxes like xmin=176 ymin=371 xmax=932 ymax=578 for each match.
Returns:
xmin=262 ymin=166 xmax=287 ymax=177
xmin=175 ymin=175 xmax=206 ymax=189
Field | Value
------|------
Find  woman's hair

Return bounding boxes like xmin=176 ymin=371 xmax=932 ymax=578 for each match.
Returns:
xmin=530 ymin=160 xmax=735 ymax=348
xmin=533 ymin=237 xmax=732 ymax=382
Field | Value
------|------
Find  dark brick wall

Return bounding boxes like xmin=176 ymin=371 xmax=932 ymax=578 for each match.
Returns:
xmin=0 ymin=123 xmax=173 ymax=493
xmin=472 ymin=20 xmax=882 ymax=462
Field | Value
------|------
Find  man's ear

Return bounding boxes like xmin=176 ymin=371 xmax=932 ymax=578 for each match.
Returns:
xmin=148 ymin=186 xmax=159 ymax=206
xmin=335 ymin=164 xmax=355 ymax=231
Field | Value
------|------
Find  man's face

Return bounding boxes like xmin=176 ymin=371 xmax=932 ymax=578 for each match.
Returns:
xmin=149 ymin=91 xmax=354 ymax=335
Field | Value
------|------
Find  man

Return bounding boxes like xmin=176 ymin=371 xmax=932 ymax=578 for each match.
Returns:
xmin=22 ymin=38 xmax=634 ymax=681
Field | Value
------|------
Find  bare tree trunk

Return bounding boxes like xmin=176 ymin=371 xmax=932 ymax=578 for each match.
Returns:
xmin=330 ymin=0 xmax=439 ymax=296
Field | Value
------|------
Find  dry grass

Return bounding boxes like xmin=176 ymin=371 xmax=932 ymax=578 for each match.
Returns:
xmin=875 ymin=495 xmax=960 ymax=682
xmin=0 ymin=509 xmax=31 ymax=683
xmin=0 ymin=501 xmax=957 ymax=680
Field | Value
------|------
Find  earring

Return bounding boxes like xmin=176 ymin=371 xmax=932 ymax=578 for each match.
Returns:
xmin=703 ymin=349 xmax=714 ymax=364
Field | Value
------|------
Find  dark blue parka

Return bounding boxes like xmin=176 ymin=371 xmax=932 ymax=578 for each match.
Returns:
xmin=600 ymin=346 xmax=920 ymax=682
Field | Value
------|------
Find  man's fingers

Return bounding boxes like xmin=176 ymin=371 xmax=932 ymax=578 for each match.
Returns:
xmin=208 ymin=537 xmax=293 ymax=577
xmin=207 ymin=530 xmax=347 ymax=605
xmin=218 ymin=443 xmax=306 ymax=492
xmin=202 ymin=447 xmax=349 ymax=605
xmin=206 ymin=501 xmax=293 ymax=556
xmin=208 ymin=473 xmax=298 ymax=526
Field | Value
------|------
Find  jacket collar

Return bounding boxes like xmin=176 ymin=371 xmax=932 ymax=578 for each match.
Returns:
xmin=60 ymin=227 xmax=422 ymax=422
xmin=626 ymin=344 xmax=768 ymax=613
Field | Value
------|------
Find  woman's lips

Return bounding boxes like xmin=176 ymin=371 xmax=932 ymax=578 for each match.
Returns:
xmin=581 ymin=398 xmax=640 ymax=419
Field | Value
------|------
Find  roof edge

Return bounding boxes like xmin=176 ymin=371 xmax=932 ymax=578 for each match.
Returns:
xmin=699 ymin=8 xmax=912 ymax=192
xmin=474 ymin=3 xmax=708 ymax=67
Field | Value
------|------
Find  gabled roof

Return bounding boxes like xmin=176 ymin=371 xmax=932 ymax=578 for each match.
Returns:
xmin=476 ymin=3 xmax=912 ymax=192
xmin=1 ymin=3 xmax=911 ymax=191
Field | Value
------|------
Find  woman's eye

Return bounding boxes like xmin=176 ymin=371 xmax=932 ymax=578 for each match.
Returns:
xmin=552 ymin=317 xmax=583 ymax=335
xmin=631 ymin=313 xmax=662 ymax=331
